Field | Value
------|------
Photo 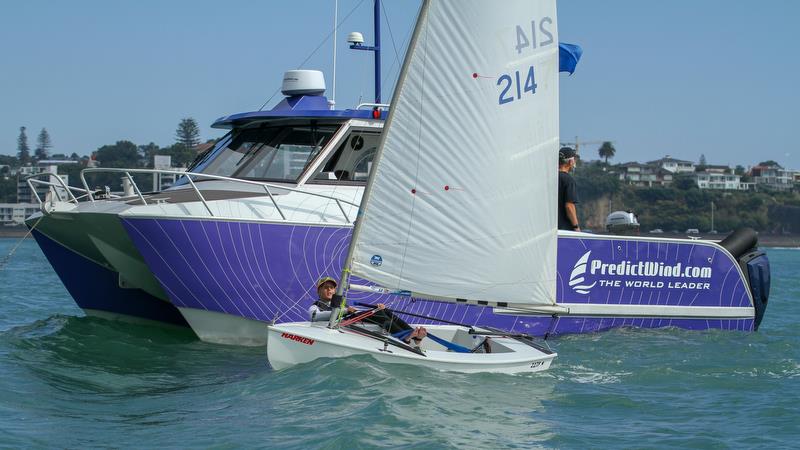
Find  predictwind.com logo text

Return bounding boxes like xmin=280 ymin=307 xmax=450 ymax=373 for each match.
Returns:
xmin=568 ymin=251 xmax=713 ymax=295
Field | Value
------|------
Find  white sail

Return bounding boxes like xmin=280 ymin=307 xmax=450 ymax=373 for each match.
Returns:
xmin=351 ymin=0 xmax=560 ymax=306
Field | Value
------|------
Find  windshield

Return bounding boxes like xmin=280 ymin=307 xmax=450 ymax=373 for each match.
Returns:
xmin=186 ymin=120 xmax=341 ymax=183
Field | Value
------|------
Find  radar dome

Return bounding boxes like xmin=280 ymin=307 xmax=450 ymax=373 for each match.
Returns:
xmin=281 ymin=70 xmax=326 ymax=96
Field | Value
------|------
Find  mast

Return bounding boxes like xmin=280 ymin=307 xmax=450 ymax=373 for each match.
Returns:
xmin=347 ymin=0 xmax=383 ymax=104
xmin=330 ymin=0 xmax=338 ymax=109
xmin=711 ymin=200 xmax=715 ymax=232
xmin=374 ymin=0 xmax=381 ymax=103
xmin=329 ymin=0 xmax=431 ymax=327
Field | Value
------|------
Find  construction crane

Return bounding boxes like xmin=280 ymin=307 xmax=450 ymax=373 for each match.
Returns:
xmin=559 ymin=137 xmax=614 ymax=159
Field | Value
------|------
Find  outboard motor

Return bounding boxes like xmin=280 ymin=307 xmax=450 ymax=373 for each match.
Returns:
xmin=605 ymin=210 xmax=640 ymax=235
xmin=719 ymin=228 xmax=770 ymax=330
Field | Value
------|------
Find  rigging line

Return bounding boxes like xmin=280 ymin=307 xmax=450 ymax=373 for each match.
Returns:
xmin=382 ymin=3 xmax=414 ymax=99
xmin=0 ymin=215 xmax=42 ymax=272
xmin=353 ymin=302 xmax=474 ymax=329
xmin=380 ymin=1 xmax=402 ymax=65
xmin=378 ymin=1 xmax=403 ymax=90
xmin=379 ymin=12 xmax=414 ymax=100
xmin=258 ymin=0 xmax=368 ymax=111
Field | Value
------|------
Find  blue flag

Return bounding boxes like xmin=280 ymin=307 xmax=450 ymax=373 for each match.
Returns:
xmin=559 ymin=43 xmax=583 ymax=75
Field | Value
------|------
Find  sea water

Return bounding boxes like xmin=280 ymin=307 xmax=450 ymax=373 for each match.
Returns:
xmin=0 ymin=239 xmax=798 ymax=449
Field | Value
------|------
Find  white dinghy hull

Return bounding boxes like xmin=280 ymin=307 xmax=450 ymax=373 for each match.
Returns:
xmin=267 ymin=323 xmax=556 ymax=374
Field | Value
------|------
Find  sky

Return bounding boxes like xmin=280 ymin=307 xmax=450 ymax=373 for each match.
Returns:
xmin=1 ymin=0 xmax=799 ymax=169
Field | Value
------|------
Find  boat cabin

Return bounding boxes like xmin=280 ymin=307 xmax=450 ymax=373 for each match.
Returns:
xmin=176 ymin=92 xmax=386 ymax=191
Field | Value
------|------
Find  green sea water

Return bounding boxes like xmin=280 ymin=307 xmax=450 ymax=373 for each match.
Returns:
xmin=0 ymin=239 xmax=798 ymax=449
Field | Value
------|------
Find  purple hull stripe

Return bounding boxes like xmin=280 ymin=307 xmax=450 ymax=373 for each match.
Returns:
xmin=122 ymin=218 xmax=754 ymax=336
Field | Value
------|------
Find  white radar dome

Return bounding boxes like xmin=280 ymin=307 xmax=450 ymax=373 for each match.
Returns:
xmin=281 ymin=70 xmax=326 ymax=96
xmin=347 ymin=32 xmax=365 ymax=45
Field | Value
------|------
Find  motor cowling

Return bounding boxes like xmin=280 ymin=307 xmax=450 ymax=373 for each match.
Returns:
xmin=719 ymin=228 xmax=770 ymax=330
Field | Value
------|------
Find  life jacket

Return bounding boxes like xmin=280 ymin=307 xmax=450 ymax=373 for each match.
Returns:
xmin=313 ymin=299 xmax=332 ymax=311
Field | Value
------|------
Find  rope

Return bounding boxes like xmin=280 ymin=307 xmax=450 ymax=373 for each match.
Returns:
xmin=0 ymin=216 xmax=42 ymax=272
xmin=379 ymin=1 xmax=412 ymax=93
xmin=338 ymin=307 xmax=379 ymax=327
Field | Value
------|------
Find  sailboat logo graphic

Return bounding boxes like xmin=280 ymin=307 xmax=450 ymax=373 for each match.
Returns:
xmin=569 ymin=251 xmax=596 ymax=295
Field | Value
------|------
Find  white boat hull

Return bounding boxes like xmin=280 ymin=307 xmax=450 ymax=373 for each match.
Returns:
xmin=267 ymin=323 xmax=556 ymax=374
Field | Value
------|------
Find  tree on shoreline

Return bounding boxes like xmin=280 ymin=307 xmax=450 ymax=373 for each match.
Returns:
xmin=175 ymin=118 xmax=200 ymax=149
xmin=598 ymin=141 xmax=616 ymax=164
xmin=698 ymin=154 xmax=707 ymax=170
xmin=17 ymin=127 xmax=30 ymax=165
xmin=35 ymin=128 xmax=52 ymax=160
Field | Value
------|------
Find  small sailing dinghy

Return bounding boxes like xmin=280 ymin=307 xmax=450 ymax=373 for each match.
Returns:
xmin=268 ymin=310 xmax=556 ymax=373
xmin=268 ymin=0 xmax=564 ymax=374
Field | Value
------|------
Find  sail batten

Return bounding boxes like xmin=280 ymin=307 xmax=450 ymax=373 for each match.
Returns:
xmin=350 ymin=0 xmax=560 ymax=307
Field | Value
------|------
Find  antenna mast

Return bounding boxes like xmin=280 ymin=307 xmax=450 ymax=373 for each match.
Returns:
xmin=347 ymin=0 xmax=382 ymax=104
xmin=374 ymin=0 xmax=381 ymax=103
xmin=330 ymin=0 xmax=338 ymax=110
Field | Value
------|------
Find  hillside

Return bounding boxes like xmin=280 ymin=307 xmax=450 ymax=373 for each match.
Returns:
xmin=575 ymin=163 xmax=800 ymax=233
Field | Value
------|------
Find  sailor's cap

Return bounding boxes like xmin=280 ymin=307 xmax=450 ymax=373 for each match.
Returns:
xmin=316 ymin=276 xmax=338 ymax=289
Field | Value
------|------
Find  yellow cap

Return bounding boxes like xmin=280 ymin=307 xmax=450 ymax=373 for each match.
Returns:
xmin=316 ymin=276 xmax=338 ymax=289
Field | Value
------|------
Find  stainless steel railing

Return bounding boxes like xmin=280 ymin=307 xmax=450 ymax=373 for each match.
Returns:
xmin=78 ymin=167 xmax=359 ymax=222
xmin=25 ymin=172 xmax=93 ymax=205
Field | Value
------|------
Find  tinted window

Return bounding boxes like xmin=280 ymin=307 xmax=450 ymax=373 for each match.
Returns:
xmin=192 ymin=121 xmax=340 ymax=183
xmin=311 ymin=130 xmax=380 ymax=183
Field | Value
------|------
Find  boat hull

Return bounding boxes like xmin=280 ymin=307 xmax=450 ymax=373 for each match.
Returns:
xmin=267 ymin=323 xmax=556 ymax=374
xmin=31 ymin=228 xmax=190 ymax=328
xmin=122 ymin=217 xmax=761 ymax=345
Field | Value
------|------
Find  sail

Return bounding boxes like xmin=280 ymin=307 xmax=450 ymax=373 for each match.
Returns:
xmin=351 ymin=0 xmax=560 ymax=306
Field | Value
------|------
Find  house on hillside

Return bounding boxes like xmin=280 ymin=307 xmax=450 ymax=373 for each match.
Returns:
xmin=693 ymin=165 xmax=750 ymax=190
xmin=648 ymin=156 xmax=695 ymax=173
xmin=750 ymin=163 xmax=797 ymax=191
xmin=617 ymin=162 xmax=673 ymax=187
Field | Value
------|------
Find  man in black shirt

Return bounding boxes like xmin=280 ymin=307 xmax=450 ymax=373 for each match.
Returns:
xmin=558 ymin=147 xmax=581 ymax=231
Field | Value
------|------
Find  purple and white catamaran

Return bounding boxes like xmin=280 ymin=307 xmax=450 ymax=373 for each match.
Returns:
xmin=25 ymin=1 xmax=769 ymax=346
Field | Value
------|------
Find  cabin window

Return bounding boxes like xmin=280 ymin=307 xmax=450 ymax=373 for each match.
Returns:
xmin=192 ymin=122 xmax=339 ymax=183
xmin=310 ymin=130 xmax=381 ymax=184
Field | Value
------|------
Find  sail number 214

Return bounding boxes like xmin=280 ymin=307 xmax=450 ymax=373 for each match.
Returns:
xmin=497 ymin=66 xmax=537 ymax=105
xmin=497 ymin=17 xmax=551 ymax=105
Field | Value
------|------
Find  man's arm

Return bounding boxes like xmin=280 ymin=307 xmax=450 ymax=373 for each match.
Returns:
xmin=565 ymin=202 xmax=580 ymax=232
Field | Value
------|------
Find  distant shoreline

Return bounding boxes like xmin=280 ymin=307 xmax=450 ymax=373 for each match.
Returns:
xmin=638 ymin=232 xmax=800 ymax=248
xmin=0 ymin=228 xmax=31 ymax=238
xmin=1 ymin=226 xmax=797 ymax=248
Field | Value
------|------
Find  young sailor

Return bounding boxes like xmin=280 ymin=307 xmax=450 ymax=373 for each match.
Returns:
xmin=308 ymin=276 xmax=356 ymax=322
xmin=308 ymin=276 xmax=427 ymax=347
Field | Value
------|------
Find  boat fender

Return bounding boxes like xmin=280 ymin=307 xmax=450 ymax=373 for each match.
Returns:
xmin=719 ymin=228 xmax=758 ymax=258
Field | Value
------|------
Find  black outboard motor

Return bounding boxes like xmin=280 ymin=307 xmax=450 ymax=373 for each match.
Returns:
xmin=719 ymin=228 xmax=770 ymax=330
